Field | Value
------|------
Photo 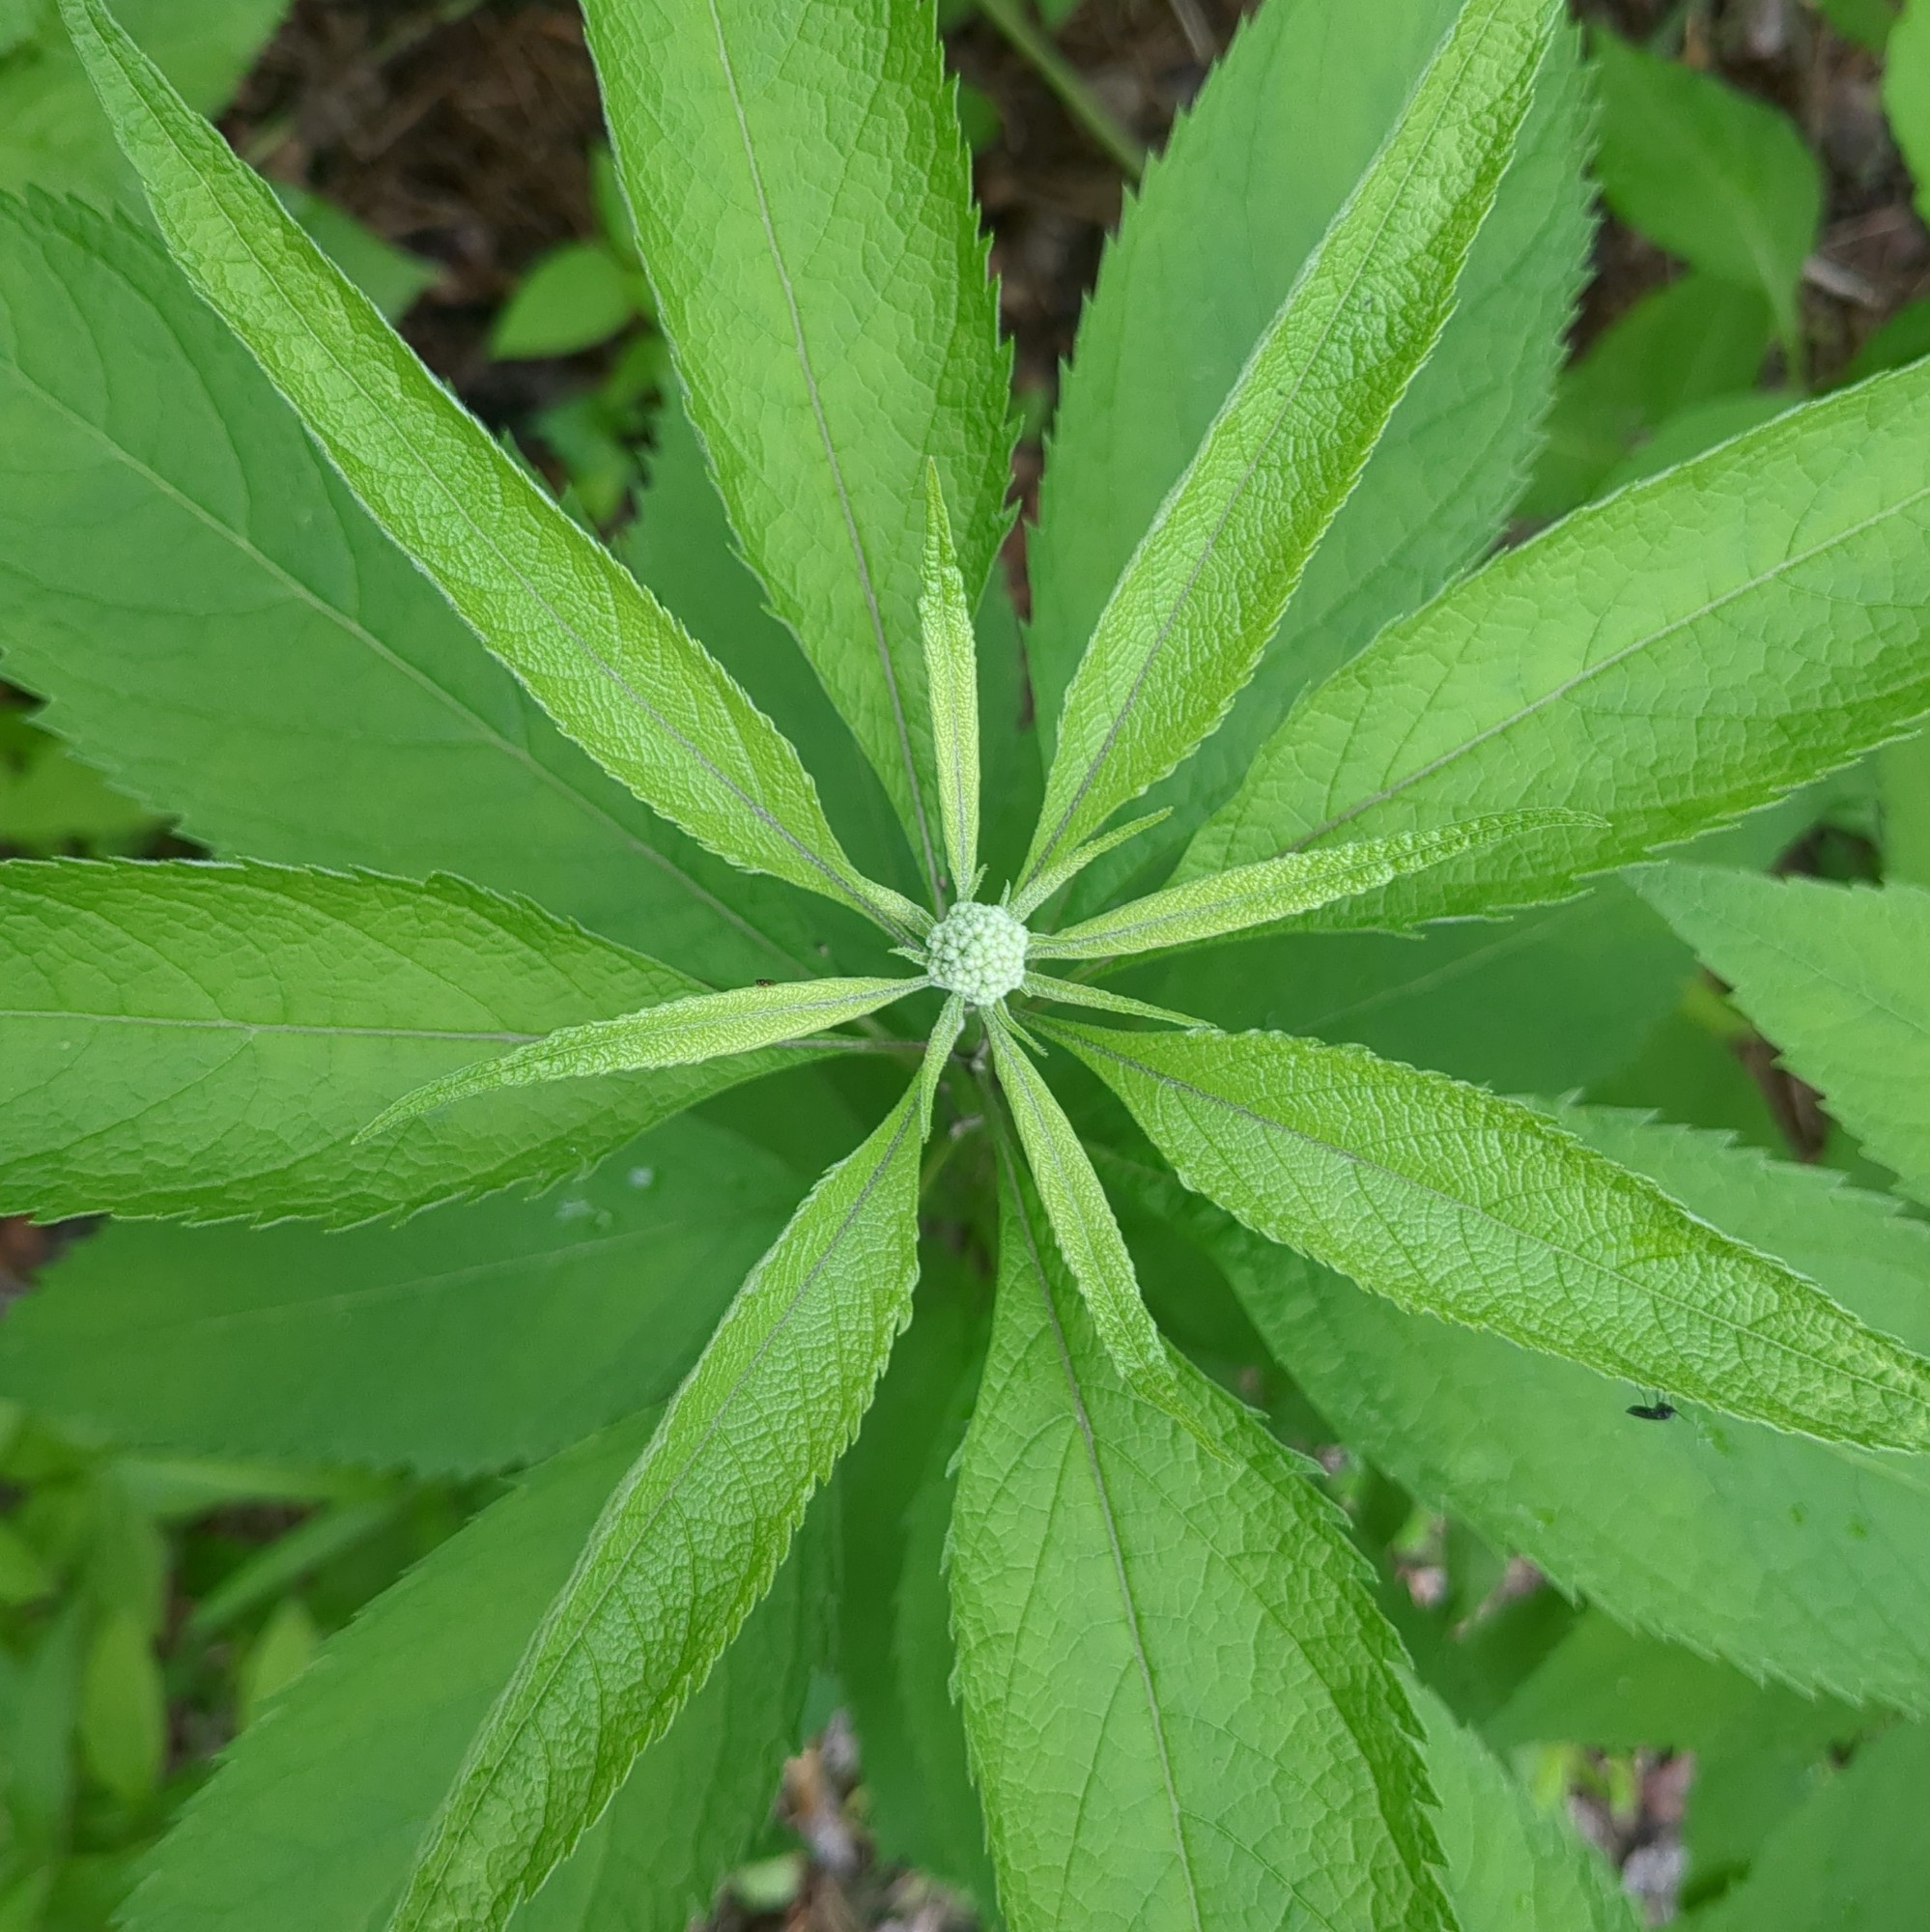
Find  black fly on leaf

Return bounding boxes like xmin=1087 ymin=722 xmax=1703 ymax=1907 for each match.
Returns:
xmin=1627 ymin=1393 xmax=1677 ymax=1422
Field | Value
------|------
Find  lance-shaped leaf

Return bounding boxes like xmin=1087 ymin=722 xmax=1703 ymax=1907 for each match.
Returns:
xmin=1633 ymin=867 xmax=1930 ymax=1208
xmin=986 ymin=1018 xmax=1210 ymax=1442
xmin=363 ymin=976 xmax=923 ymax=1138
xmin=1027 ymin=5 xmax=1590 ymax=917
xmin=386 ymin=1077 xmax=928 ymax=1932
xmin=120 ymin=1417 xmax=823 ymax=1932
xmin=583 ymin=0 xmax=1012 ymax=889
xmin=920 ymin=465 xmax=980 ymax=901
xmin=948 ymin=1164 xmax=1451 ymax=1932
xmin=1187 ymin=361 xmax=1930 ymax=922
xmin=61 ymin=0 xmax=922 ymax=942
xmin=1136 ymin=1107 xmax=1930 ymax=1714
xmin=0 ymin=1116 xmax=803 ymax=1477
xmin=0 ymin=194 xmax=830 ymax=991
xmin=1040 ymin=1018 xmax=1930 ymax=1453
xmin=0 ymin=861 xmax=798 ymax=1227
xmin=1020 ymin=973 xmax=1203 ymax=1029
xmin=1018 ymin=0 xmax=1560 ymax=896
xmin=1029 ymin=810 xmax=1594 ymax=964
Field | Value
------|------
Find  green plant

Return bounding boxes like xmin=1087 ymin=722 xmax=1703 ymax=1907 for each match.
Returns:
xmin=5 ymin=0 xmax=1930 ymax=1927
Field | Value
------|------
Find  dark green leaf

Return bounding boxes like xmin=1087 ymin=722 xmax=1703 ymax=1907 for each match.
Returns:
xmin=0 ymin=1115 xmax=801 ymax=1473
xmin=0 ymin=861 xmax=790 ymax=1225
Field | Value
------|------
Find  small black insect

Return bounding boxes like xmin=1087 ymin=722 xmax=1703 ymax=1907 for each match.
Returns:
xmin=754 ymin=979 xmax=776 ymax=987
xmin=1626 ymin=1394 xmax=1677 ymax=1423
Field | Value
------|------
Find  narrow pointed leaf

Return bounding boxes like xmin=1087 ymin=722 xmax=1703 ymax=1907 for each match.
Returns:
xmin=387 ymin=1082 xmax=926 ymax=1932
xmin=0 ymin=1116 xmax=804 ymax=1476
xmin=583 ymin=0 xmax=1012 ymax=884
xmin=986 ymin=1019 xmax=1207 ymax=1441
xmin=1140 ymin=1108 xmax=1930 ymax=1712
xmin=1042 ymin=1018 xmax=1930 ymax=1453
xmin=120 ymin=1418 xmax=824 ymax=1932
xmin=364 ymin=976 xmax=922 ymax=1137
xmin=0 ymin=198 xmax=834 ymax=987
xmin=61 ymin=0 xmax=916 ymax=939
xmin=1019 ymin=972 xmax=1202 ymax=1029
xmin=1020 ymin=0 xmax=1561 ymax=894
xmin=920 ymin=993 xmax=967 ymax=1133
xmin=1189 ymin=362 xmax=1930 ymax=922
xmin=0 ymin=861 xmax=795 ymax=1227
xmin=1008 ymin=810 xmax=1169 ymax=923
xmin=920 ymin=465 xmax=980 ymax=900
xmin=1030 ymin=810 xmax=1595 ymax=963
xmin=1027 ymin=6 xmax=1590 ymax=910
xmin=949 ymin=1164 xmax=1451 ymax=1932
xmin=1633 ymin=867 xmax=1930 ymax=1207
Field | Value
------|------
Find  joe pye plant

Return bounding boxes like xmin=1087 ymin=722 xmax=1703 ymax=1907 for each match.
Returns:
xmin=4 ymin=0 xmax=1930 ymax=1925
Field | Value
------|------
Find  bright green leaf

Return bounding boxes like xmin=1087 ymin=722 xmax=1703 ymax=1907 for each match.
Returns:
xmin=271 ymin=184 xmax=439 ymax=322
xmin=987 ymin=1019 xmax=1206 ymax=1438
xmin=1155 ymin=1107 xmax=1930 ymax=1709
xmin=1019 ymin=971 xmax=1202 ymax=1029
xmin=1633 ymin=867 xmax=1930 ymax=1207
xmin=62 ymin=0 xmax=916 ymax=938
xmin=0 ymin=1115 xmax=801 ymax=1474
xmin=363 ymin=975 xmax=922 ymax=1138
xmin=0 ymin=187 xmax=837 ymax=986
xmin=1029 ymin=5 xmax=1591 ymax=910
xmin=1021 ymin=0 xmax=1562 ymax=898
xmin=920 ymin=464 xmax=980 ymax=901
xmin=1030 ymin=811 xmax=1593 ymax=964
xmin=949 ymin=1164 xmax=1451 ymax=1932
xmin=584 ymin=0 xmax=1012 ymax=889
xmin=387 ymin=1082 xmax=925 ymax=1931
xmin=124 ymin=1418 xmax=823 ymax=1932
xmin=491 ymin=242 xmax=637 ymax=360
xmin=1189 ymin=363 xmax=1930 ymax=924
xmin=0 ymin=861 xmax=797 ymax=1226
xmin=1592 ymin=30 xmax=1820 ymax=347
xmin=1046 ymin=1018 xmax=1930 ymax=1452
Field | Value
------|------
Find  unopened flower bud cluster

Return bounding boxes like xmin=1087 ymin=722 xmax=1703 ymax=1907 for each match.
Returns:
xmin=925 ymin=900 xmax=1028 ymax=1007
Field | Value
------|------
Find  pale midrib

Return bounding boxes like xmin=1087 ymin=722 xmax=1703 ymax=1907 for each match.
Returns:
xmin=4 ymin=1008 xmax=535 ymax=1043
xmin=0 ymin=361 xmax=806 ymax=978
xmin=1003 ymin=1162 xmax=1206 ymax=1932
xmin=1054 ymin=1026 xmax=1930 ymax=1421
xmin=1292 ymin=475 xmax=1930 ymax=850
xmin=412 ymin=1095 xmax=921 ymax=1902
xmin=1025 ymin=16 xmax=1498 ymax=890
xmin=119 ymin=52 xmax=910 ymax=949
xmin=1039 ymin=858 xmax=1390 ymax=956
xmin=700 ymin=0 xmax=941 ymax=905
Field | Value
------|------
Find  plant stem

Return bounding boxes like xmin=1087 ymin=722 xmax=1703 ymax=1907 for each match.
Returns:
xmin=977 ymin=0 xmax=1147 ymax=182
